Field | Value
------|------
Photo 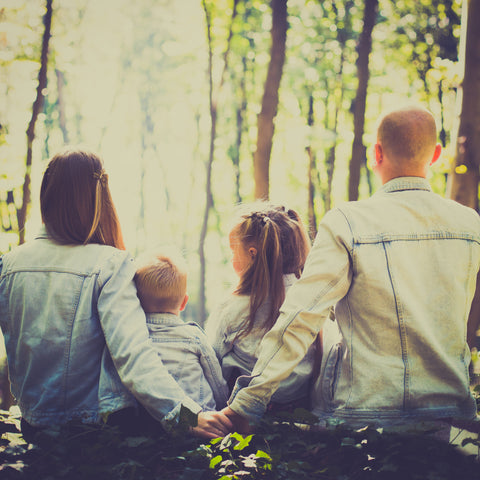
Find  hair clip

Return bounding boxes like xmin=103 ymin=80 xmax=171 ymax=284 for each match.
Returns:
xmin=93 ymin=170 xmax=107 ymax=182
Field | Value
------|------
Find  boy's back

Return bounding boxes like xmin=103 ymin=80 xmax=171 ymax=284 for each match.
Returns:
xmin=146 ymin=312 xmax=228 ymax=411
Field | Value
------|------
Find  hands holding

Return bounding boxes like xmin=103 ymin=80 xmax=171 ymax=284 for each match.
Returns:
xmin=221 ymin=406 xmax=252 ymax=434
xmin=192 ymin=411 xmax=234 ymax=439
xmin=191 ymin=408 xmax=252 ymax=439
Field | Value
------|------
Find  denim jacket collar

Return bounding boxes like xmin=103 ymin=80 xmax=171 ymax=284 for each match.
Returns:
xmin=377 ymin=176 xmax=432 ymax=195
xmin=146 ymin=312 xmax=185 ymax=327
xmin=35 ymin=225 xmax=49 ymax=240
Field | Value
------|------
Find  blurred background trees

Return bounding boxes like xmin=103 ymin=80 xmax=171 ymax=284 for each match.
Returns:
xmin=0 ymin=0 xmax=477 ymax=352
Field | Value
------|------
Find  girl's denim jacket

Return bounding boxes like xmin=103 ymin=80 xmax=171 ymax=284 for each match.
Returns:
xmin=230 ymin=177 xmax=480 ymax=426
xmin=206 ymin=274 xmax=316 ymax=403
xmin=0 ymin=229 xmax=201 ymax=427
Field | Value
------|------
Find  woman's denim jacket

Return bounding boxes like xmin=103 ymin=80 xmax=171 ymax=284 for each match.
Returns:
xmin=0 ymin=229 xmax=201 ymax=427
xmin=230 ymin=177 xmax=480 ymax=426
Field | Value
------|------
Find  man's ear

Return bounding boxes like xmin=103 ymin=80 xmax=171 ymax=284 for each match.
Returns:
xmin=429 ymin=144 xmax=442 ymax=165
xmin=248 ymin=247 xmax=257 ymax=259
xmin=374 ymin=143 xmax=383 ymax=167
xmin=179 ymin=294 xmax=189 ymax=312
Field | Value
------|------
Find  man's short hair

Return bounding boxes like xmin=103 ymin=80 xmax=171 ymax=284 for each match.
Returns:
xmin=377 ymin=107 xmax=437 ymax=165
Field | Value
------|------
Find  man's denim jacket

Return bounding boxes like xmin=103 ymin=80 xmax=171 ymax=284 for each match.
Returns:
xmin=230 ymin=177 xmax=480 ymax=426
xmin=146 ymin=313 xmax=228 ymax=411
xmin=0 ymin=229 xmax=201 ymax=427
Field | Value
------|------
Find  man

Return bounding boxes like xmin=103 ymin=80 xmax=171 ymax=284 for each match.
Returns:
xmin=220 ymin=106 xmax=480 ymax=431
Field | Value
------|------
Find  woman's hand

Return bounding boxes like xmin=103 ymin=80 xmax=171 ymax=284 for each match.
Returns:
xmin=191 ymin=411 xmax=235 ymax=439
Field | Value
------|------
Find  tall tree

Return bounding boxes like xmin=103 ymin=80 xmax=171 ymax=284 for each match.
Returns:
xmin=16 ymin=0 xmax=53 ymax=245
xmin=253 ymin=0 xmax=288 ymax=200
xmin=447 ymin=0 xmax=480 ymax=210
xmin=347 ymin=0 xmax=377 ymax=201
xmin=446 ymin=0 xmax=480 ymax=349
xmin=305 ymin=91 xmax=317 ymax=239
xmin=198 ymin=0 xmax=238 ymax=325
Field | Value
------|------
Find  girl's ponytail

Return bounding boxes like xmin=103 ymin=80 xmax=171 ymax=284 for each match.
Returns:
xmin=233 ymin=204 xmax=309 ymax=339
xmin=248 ymin=217 xmax=285 ymax=333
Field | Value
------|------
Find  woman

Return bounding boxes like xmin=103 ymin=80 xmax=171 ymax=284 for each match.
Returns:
xmin=0 ymin=149 xmax=231 ymax=439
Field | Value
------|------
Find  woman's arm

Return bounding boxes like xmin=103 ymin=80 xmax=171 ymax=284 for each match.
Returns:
xmin=97 ymin=251 xmax=203 ymax=427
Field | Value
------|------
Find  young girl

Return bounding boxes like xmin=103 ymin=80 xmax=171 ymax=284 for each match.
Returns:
xmin=206 ymin=202 xmax=316 ymax=408
xmin=0 ymin=149 xmax=231 ymax=440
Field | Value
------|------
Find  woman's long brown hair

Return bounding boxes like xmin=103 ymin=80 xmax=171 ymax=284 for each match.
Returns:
xmin=233 ymin=203 xmax=311 ymax=339
xmin=40 ymin=149 xmax=125 ymax=249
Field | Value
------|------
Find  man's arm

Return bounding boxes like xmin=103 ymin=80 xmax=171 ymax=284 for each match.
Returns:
xmin=467 ymin=271 xmax=480 ymax=350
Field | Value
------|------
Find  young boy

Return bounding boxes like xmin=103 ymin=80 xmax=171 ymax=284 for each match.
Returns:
xmin=134 ymin=251 xmax=228 ymax=412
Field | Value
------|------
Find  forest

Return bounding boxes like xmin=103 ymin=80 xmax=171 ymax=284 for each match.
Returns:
xmin=0 ymin=0 xmax=480 ymax=477
xmin=2 ymin=0 xmax=479 ymax=325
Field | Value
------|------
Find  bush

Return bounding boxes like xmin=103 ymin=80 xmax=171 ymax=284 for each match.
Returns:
xmin=0 ymin=408 xmax=478 ymax=480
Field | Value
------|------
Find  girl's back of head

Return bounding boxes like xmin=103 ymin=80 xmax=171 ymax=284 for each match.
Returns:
xmin=40 ymin=149 xmax=124 ymax=249
xmin=232 ymin=202 xmax=310 ymax=337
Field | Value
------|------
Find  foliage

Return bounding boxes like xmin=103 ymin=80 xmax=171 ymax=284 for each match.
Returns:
xmin=0 ymin=407 xmax=478 ymax=480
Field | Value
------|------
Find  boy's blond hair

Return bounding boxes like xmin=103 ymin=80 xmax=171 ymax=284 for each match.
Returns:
xmin=134 ymin=252 xmax=187 ymax=313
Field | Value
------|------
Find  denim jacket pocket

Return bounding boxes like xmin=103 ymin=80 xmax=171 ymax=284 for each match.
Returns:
xmin=321 ymin=342 xmax=343 ymax=409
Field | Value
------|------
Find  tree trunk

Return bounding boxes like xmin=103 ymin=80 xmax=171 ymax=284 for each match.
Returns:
xmin=17 ymin=0 xmax=53 ymax=245
xmin=198 ymin=0 xmax=238 ymax=325
xmin=306 ymin=93 xmax=317 ymax=240
xmin=55 ymin=69 xmax=69 ymax=144
xmin=232 ymin=54 xmax=248 ymax=205
xmin=446 ymin=0 xmax=480 ymax=351
xmin=347 ymin=0 xmax=377 ymax=201
xmin=447 ymin=0 xmax=480 ymax=210
xmin=253 ymin=0 xmax=288 ymax=200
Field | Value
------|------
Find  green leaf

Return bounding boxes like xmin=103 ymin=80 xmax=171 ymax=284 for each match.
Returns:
xmin=209 ymin=454 xmax=223 ymax=469
xmin=254 ymin=449 xmax=271 ymax=460
xmin=233 ymin=434 xmax=253 ymax=450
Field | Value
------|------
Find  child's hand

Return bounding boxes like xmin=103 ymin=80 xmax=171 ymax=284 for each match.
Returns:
xmin=221 ymin=406 xmax=252 ymax=434
xmin=192 ymin=411 xmax=234 ymax=439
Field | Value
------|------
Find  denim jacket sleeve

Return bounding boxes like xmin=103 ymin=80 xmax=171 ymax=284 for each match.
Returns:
xmin=205 ymin=300 xmax=235 ymax=361
xmin=196 ymin=332 xmax=229 ymax=409
xmin=229 ymin=208 xmax=353 ymax=421
xmin=96 ymin=251 xmax=202 ymax=425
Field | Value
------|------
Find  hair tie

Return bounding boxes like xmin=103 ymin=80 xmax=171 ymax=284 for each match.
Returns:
xmin=93 ymin=170 xmax=107 ymax=183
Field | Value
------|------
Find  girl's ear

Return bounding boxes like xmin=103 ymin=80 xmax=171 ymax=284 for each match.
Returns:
xmin=248 ymin=247 xmax=257 ymax=259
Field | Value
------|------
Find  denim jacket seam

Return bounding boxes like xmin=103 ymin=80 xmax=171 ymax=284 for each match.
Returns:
xmin=62 ymin=277 xmax=84 ymax=409
xmin=383 ymin=241 xmax=410 ymax=408
xmin=342 ymin=297 xmax=354 ymax=408
xmin=355 ymin=232 xmax=480 ymax=244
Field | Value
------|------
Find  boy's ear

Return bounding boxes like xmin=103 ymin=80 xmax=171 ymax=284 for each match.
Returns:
xmin=179 ymin=294 xmax=189 ymax=312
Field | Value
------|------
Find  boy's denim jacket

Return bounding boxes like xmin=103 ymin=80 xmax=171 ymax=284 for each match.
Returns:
xmin=230 ymin=177 xmax=480 ymax=426
xmin=0 ymin=228 xmax=201 ymax=427
xmin=146 ymin=313 xmax=228 ymax=411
